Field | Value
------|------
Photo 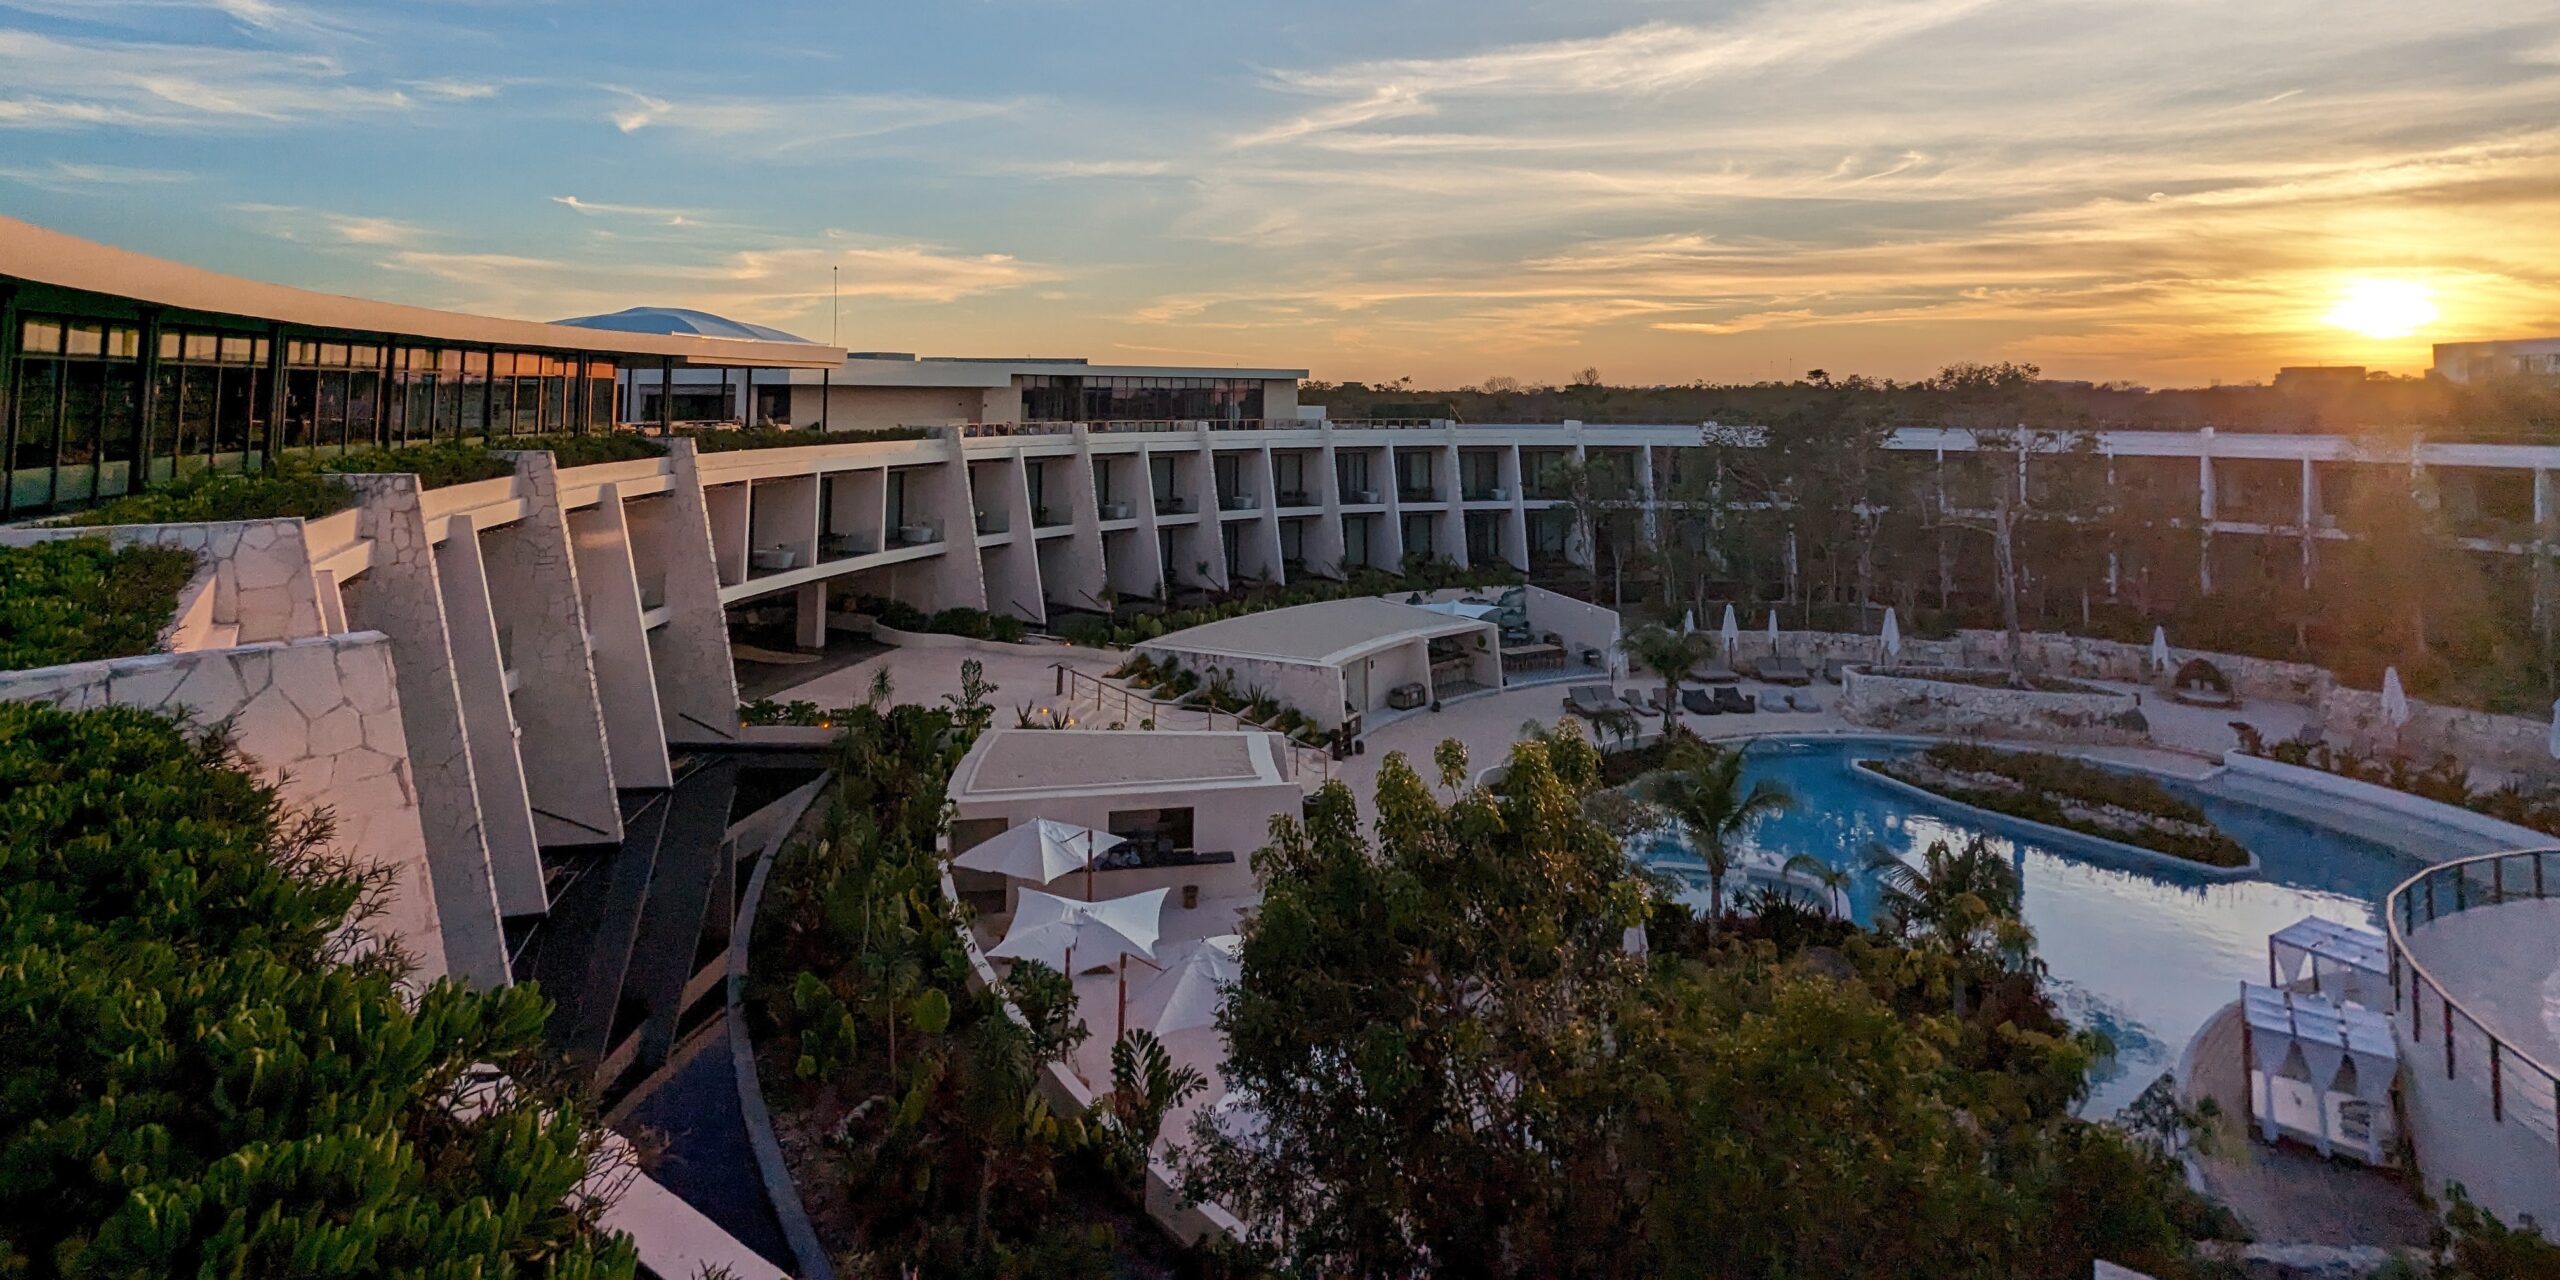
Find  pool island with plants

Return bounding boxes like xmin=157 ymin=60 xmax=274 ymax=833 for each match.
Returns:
xmin=1860 ymin=742 xmax=2254 ymax=872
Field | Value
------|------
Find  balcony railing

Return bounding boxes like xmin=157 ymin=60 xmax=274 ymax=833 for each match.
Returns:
xmin=1220 ymin=492 xmax=1260 ymax=512
xmin=1398 ymin=487 xmax=1441 ymax=503
xmin=1155 ymin=495 xmax=1193 ymax=516
xmin=2388 ymin=848 xmax=2560 ymax=1163
xmin=1274 ymin=489 xmax=1313 ymax=508
xmin=975 ymin=511 xmax=1010 ymax=534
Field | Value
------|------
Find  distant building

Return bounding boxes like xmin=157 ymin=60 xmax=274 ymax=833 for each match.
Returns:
xmin=2273 ymin=365 xmax=2366 ymax=394
xmin=2433 ymin=337 xmax=2560 ymax=383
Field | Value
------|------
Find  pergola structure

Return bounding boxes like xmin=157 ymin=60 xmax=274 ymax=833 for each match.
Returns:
xmin=2267 ymin=915 xmax=2391 ymax=1010
xmin=2240 ymin=981 xmax=2398 ymax=1164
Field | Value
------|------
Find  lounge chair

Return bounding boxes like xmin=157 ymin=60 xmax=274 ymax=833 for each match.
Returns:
xmin=1757 ymin=656 xmax=1813 ymax=686
xmin=1712 ymin=686 xmax=1756 ymax=714
xmin=1645 ymin=687 xmax=1674 ymax=714
xmin=1691 ymin=662 xmax=1741 ymax=685
xmin=1564 ymin=685 xmax=1613 ymax=718
xmin=1821 ymin=658 xmax=1854 ymax=684
xmin=1680 ymin=687 xmax=1721 ymax=716
xmin=1795 ymin=693 xmax=1825 ymax=713
xmin=1619 ymin=689 xmax=1660 ymax=717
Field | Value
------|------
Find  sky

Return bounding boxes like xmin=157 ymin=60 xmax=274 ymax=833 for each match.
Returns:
xmin=2 ymin=0 xmax=2558 ymax=388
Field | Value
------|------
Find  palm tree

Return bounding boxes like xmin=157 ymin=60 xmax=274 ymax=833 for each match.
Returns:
xmin=1621 ymin=623 xmax=1715 ymax=738
xmin=1640 ymin=740 xmax=1791 ymax=943
xmin=1782 ymin=851 xmax=1853 ymax=918
xmin=1862 ymin=835 xmax=2036 ymax=1016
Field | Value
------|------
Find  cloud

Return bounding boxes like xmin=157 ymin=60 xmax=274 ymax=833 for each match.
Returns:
xmin=1007 ymin=159 xmax=1175 ymax=178
xmin=232 ymin=202 xmax=433 ymax=247
xmin=552 ymin=194 xmax=705 ymax=226
xmin=0 ymin=158 xmax=189 ymax=191
xmin=604 ymin=87 xmax=1012 ymax=153
xmin=0 ymin=29 xmax=417 ymax=129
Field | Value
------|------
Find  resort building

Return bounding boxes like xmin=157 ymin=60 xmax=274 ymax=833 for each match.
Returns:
xmin=13 ymin=215 xmax=2560 ymax=1259
xmin=2433 ymin=336 xmax=2560 ymax=384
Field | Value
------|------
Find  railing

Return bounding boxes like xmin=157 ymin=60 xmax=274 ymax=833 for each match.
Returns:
xmin=1052 ymin=664 xmax=1334 ymax=783
xmin=2387 ymin=848 xmax=2560 ymax=1159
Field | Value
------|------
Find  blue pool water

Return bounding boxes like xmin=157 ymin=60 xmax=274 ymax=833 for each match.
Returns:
xmin=1629 ymin=737 xmax=2422 ymax=1117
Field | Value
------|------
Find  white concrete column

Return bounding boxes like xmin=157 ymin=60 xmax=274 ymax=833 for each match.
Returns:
xmin=1248 ymin=445 xmax=1285 ymax=584
xmin=338 ymin=473 xmax=511 ymax=986
xmin=1637 ymin=444 xmax=1659 ymax=543
xmin=1437 ymin=436 xmax=1465 ymax=567
xmin=565 ymin=484 xmax=675 ymax=788
xmin=1307 ymin=433 xmax=1347 ymax=577
xmin=1054 ymin=430 xmax=1111 ymax=610
xmin=649 ymin=440 xmax=745 ymax=745
xmin=432 ymin=518 xmax=546 ymax=915
xmin=1500 ymin=443 xmax=1530 ymax=571
xmin=1379 ymin=443 xmax=1409 ymax=568
xmin=481 ymin=452 xmax=622 ymax=846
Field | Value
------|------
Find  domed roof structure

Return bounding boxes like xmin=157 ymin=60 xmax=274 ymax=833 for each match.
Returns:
xmin=549 ymin=306 xmax=813 ymax=345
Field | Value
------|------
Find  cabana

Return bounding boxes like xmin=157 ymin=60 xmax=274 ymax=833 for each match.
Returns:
xmin=2267 ymin=916 xmax=2391 ymax=1010
xmin=1137 ymin=597 xmax=1502 ymax=729
xmin=2240 ymin=982 xmax=2398 ymax=1164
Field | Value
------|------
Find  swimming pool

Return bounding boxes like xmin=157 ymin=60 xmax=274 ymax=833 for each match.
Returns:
xmin=1627 ymin=736 xmax=2422 ymax=1117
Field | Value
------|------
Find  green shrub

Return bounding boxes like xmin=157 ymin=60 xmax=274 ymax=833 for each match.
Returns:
xmin=319 ymin=438 xmax=517 ymax=488
xmin=0 ymin=538 xmax=200 ymax=669
xmin=926 ymin=606 xmax=992 ymax=639
xmin=988 ymin=614 xmax=1029 ymax=644
xmin=519 ymin=432 xmax=668 ymax=468
xmin=61 ymin=465 xmax=354 ymax=525
xmin=0 ymin=701 xmax=636 ymax=1276
xmin=681 ymin=425 xmax=929 ymax=453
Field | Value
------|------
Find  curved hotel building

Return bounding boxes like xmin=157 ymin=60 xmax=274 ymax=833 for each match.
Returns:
xmin=9 ymin=216 xmax=2560 ymax=1263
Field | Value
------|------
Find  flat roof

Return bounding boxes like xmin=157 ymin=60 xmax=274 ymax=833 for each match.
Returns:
xmin=1142 ymin=596 xmax=1494 ymax=667
xmin=0 ymin=216 xmax=843 ymax=370
xmin=726 ymin=354 xmax=1308 ymax=388
xmin=952 ymin=728 xmax=1285 ymax=798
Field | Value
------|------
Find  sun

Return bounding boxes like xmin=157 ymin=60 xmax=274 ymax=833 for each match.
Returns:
xmin=2323 ymin=279 xmax=2438 ymax=340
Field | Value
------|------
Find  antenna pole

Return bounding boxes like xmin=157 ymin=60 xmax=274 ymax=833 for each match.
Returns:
xmin=831 ymin=266 xmax=840 ymax=347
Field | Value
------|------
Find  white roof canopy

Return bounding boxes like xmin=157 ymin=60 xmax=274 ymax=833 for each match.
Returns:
xmin=1129 ymin=933 xmax=1242 ymax=1036
xmin=2270 ymin=916 xmax=2388 ymax=979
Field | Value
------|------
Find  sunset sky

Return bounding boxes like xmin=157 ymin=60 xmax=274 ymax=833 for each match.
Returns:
xmin=3 ymin=0 xmax=2557 ymax=386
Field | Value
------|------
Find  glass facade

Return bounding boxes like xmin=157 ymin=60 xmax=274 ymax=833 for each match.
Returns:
xmin=1020 ymin=374 xmax=1266 ymax=423
xmin=2 ymin=304 xmax=624 ymax=518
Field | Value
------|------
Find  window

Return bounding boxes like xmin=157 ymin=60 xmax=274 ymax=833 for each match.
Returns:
xmin=1108 ymin=807 xmax=1195 ymax=855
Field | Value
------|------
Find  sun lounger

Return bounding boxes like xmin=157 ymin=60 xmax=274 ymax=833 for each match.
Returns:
xmin=1757 ymin=656 xmax=1813 ymax=686
xmin=1795 ymin=693 xmax=1824 ymax=713
xmin=1691 ymin=663 xmax=1741 ymax=685
xmin=1564 ymin=685 xmax=1613 ymax=718
xmin=1646 ymin=687 xmax=1674 ymax=713
xmin=1712 ymin=686 xmax=1756 ymax=714
xmin=1680 ymin=687 xmax=1721 ymax=716
xmin=1821 ymin=658 xmax=1854 ymax=684
xmin=1619 ymin=689 xmax=1660 ymax=717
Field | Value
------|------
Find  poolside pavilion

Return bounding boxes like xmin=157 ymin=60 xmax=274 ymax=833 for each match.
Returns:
xmin=1135 ymin=596 xmax=1505 ymax=732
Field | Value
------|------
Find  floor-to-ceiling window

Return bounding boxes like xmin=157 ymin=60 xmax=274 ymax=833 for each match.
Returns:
xmin=1021 ymin=375 xmax=1267 ymax=423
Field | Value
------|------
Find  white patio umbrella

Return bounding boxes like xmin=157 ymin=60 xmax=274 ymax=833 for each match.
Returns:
xmin=1765 ymin=610 xmax=1780 ymax=644
xmin=1682 ymin=608 xmax=1696 ymax=635
xmin=2150 ymin=625 xmax=2172 ymax=673
xmin=951 ymin=818 xmax=1125 ymax=900
xmin=988 ymin=887 xmax=1168 ymax=1040
xmin=1621 ymin=923 xmax=1650 ymax=958
xmin=2380 ymin=666 xmax=2411 ymax=731
xmin=1128 ymin=933 xmax=1242 ymax=1037
xmin=1720 ymin=604 xmax=1740 ymax=656
xmin=2548 ymin=698 xmax=2560 ymax=761
xmin=1880 ymin=608 xmax=1903 ymax=661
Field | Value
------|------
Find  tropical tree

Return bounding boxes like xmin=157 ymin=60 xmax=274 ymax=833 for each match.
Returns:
xmin=1638 ymin=739 xmax=1792 ymax=942
xmin=1783 ymin=850 xmax=1854 ymax=917
xmin=1865 ymin=834 xmax=2038 ymax=1015
xmin=1621 ymin=622 xmax=1715 ymax=736
xmin=1100 ymin=1029 xmax=1207 ymax=1190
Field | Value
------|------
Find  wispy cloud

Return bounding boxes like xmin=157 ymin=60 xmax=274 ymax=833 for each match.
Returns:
xmin=0 ymin=29 xmax=417 ymax=129
xmin=0 ymin=158 xmax=188 ymax=192
xmin=605 ymin=87 xmax=1013 ymax=153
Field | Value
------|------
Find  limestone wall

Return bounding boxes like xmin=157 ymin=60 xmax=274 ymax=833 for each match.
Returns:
xmin=2318 ymin=686 xmax=2556 ymax=780
xmin=0 ymin=517 xmax=326 ymax=643
xmin=0 ymin=632 xmax=450 ymax=982
xmin=1837 ymin=666 xmax=2151 ymax=745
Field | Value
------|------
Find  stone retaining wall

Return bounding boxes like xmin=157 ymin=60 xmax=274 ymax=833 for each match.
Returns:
xmin=1730 ymin=626 xmax=2330 ymax=704
xmin=2316 ymin=687 xmax=2557 ymax=781
xmin=1837 ymin=666 xmax=2151 ymax=745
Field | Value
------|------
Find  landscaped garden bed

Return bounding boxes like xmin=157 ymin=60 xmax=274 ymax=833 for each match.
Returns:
xmin=1839 ymin=664 xmax=2149 ymax=744
xmin=0 ymin=700 xmax=638 ymax=1275
xmin=2233 ymin=724 xmax=2560 ymax=838
xmin=0 ymin=537 xmax=200 ymax=669
xmin=1862 ymin=742 xmax=2250 ymax=869
xmin=681 ymin=425 xmax=929 ymax=453
xmin=61 ymin=434 xmax=668 ymax=528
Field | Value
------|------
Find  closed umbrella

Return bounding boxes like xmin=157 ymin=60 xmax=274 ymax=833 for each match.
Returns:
xmin=2150 ymin=626 xmax=2172 ymax=674
xmin=951 ymin=818 xmax=1125 ymax=900
xmin=2548 ymin=698 xmax=2560 ymax=761
xmin=2380 ymin=667 xmax=2411 ymax=731
xmin=1682 ymin=608 xmax=1696 ymax=635
xmin=1720 ymin=604 xmax=1740 ymax=657
xmin=1880 ymin=608 xmax=1902 ymax=661
xmin=1129 ymin=934 xmax=1242 ymax=1037
xmin=988 ymin=887 xmax=1167 ymax=1039
xmin=1765 ymin=610 xmax=1780 ymax=647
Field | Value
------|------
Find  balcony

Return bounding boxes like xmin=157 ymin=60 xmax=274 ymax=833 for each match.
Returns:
xmin=975 ymin=510 xmax=1010 ymax=535
xmin=1219 ymin=492 xmax=1260 ymax=512
xmin=1463 ymin=485 xmax=1511 ymax=502
xmin=1155 ymin=495 xmax=1193 ymax=516
xmin=1339 ymin=486 xmax=1382 ymax=505
xmin=1099 ymin=500 xmax=1135 ymax=521
xmin=1032 ymin=505 xmax=1070 ymax=529
xmin=748 ymin=545 xmax=804 ymax=577
xmin=1398 ymin=486 xmax=1441 ymax=504
xmin=1275 ymin=489 xmax=1313 ymax=508
xmin=819 ymin=531 xmax=879 ymax=561
xmin=894 ymin=523 xmax=942 ymax=547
